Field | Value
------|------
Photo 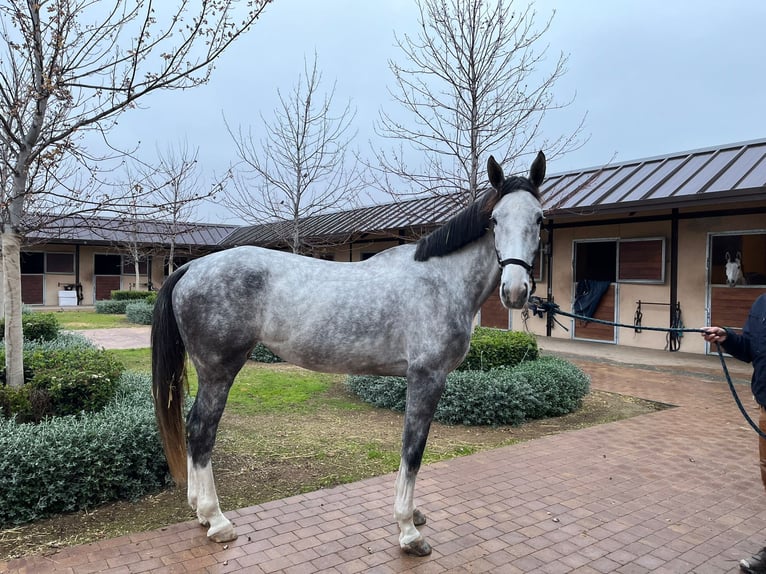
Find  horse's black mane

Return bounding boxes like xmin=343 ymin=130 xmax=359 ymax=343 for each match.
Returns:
xmin=414 ymin=176 xmax=538 ymax=262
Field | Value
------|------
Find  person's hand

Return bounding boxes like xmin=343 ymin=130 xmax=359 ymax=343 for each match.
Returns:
xmin=702 ymin=327 xmax=727 ymax=343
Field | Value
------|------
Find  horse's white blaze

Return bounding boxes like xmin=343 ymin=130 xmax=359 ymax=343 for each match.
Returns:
xmin=394 ymin=460 xmax=421 ymax=546
xmin=493 ymin=191 xmax=543 ymax=309
xmin=188 ymin=460 xmax=234 ymax=539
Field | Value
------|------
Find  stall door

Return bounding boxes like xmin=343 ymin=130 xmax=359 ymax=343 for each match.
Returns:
xmin=572 ymin=240 xmax=617 ymax=343
xmin=709 ymin=232 xmax=766 ymax=332
xmin=94 ymin=254 xmax=122 ymax=301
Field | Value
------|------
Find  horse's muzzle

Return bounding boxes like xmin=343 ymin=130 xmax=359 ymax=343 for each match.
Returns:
xmin=500 ymin=279 xmax=530 ymax=309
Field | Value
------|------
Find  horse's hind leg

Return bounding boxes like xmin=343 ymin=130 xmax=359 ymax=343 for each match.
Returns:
xmin=186 ymin=358 xmax=246 ymax=542
xmin=394 ymin=367 xmax=446 ymax=556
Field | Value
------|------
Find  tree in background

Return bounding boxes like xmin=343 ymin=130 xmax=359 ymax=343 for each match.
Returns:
xmin=0 ymin=0 xmax=272 ymax=387
xmin=145 ymin=140 xmax=219 ymax=276
xmin=372 ymin=0 xmax=584 ymax=207
xmin=224 ymin=53 xmax=363 ymax=254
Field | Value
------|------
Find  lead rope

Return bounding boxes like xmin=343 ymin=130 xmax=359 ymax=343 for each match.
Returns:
xmin=528 ymin=297 xmax=766 ymax=439
xmin=715 ymin=342 xmax=766 ymax=439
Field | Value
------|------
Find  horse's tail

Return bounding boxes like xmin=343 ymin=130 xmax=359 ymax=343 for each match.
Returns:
xmin=151 ymin=266 xmax=190 ymax=485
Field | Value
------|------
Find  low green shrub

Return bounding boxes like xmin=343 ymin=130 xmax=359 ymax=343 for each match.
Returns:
xmin=457 ymin=327 xmax=538 ymax=371
xmin=343 ymin=375 xmax=407 ymax=411
xmin=95 ymin=299 xmax=130 ymax=314
xmin=125 ymin=301 xmax=154 ymax=325
xmin=0 ymin=312 xmax=60 ymax=342
xmin=250 ymin=343 xmax=284 ymax=363
xmin=0 ymin=373 xmax=170 ymax=525
xmin=512 ymin=356 xmax=591 ymax=419
xmin=0 ymin=348 xmax=124 ymax=422
xmin=111 ymin=290 xmax=154 ymax=301
xmin=346 ymin=355 xmax=590 ymax=426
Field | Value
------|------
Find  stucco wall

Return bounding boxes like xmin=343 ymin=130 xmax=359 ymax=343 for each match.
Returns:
xmin=511 ymin=211 xmax=765 ymax=355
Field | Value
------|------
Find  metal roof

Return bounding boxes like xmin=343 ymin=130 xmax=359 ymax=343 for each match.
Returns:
xmin=226 ymin=138 xmax=766 ymax=247
xmin=223 ymin=195 xmax=461 ymax=247
xmin=25 ymin=139 xmax=766 ymax=251
xmin=542 ymin=138 xmax=766 ymax=216
xmin=27 ymin=215 xmax=238 ymax=248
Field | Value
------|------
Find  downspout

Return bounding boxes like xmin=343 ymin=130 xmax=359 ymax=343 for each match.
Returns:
xmin=75 ymin=245 xmax=82 ymax=305
xmin=669 ymin=209 xmax=679 ymax=350
xmin=545 ymin=220 xmax=554 ymax=337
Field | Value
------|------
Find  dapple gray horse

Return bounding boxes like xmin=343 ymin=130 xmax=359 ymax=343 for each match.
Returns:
xmin=152 ymin=152 xmax=546 ymax=556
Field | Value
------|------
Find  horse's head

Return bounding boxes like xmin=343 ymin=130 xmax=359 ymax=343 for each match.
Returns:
xmin=487 ymin=151 xmax=545 ymax=309
xmin=725 ymin=251 xmax=743 ymax=287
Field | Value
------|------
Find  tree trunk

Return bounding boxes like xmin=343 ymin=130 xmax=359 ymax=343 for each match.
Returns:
xmin=2 ymin=231 xmax=25 ymax=388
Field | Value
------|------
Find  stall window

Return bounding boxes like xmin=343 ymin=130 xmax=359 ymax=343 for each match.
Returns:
xmin=618 ymin=239 xmax=665 ymax=283
xmin=574 ymin=241 xmax=616 ymax=282
xmin=46 ymin=253 xmax=75 ymax=274
xmin=20 ymin=252 xmax=45 ymax=274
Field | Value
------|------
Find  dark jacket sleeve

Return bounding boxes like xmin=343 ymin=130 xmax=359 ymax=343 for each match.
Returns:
xmin=721 ymin=328 xmax=753 ymax=364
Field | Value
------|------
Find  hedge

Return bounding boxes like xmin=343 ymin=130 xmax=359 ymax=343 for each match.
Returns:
xmin=457 ymin=327 xmax=538 ymax=371
xmin=0 ymin=373 xmax=170 ymax=525
xmin=345 ymin=355 xmax=590 ymax=426
xmin=0 ymin=345 xmax=125 ymax=422
xmin=0 ymin=312 xmax=60 ymax=342
xmin=111 ymin=290 xmax=155 ymax=302
xmin=95 ymin=299 xmax=130 ymax=314
xmin=126 ymin=301 xmax=154 ymax=325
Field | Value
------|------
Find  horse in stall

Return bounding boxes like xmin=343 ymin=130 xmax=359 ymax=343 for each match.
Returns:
xmin=725 ymin=251 xmax=748 ymax=286
xmin=152 ymin=152 xmax=546 ymax=556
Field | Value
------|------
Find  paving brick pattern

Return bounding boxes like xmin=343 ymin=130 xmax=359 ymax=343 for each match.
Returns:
xmin=3 ymin=343 xmax=765 ymax=573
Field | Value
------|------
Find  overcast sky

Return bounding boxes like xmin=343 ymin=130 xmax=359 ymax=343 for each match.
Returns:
xmin=106 ymin=0 xmax=766 ymax=224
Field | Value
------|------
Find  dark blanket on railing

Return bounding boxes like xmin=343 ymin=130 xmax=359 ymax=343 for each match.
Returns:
xmin=574 ymin=280 xmax=612 ymax=319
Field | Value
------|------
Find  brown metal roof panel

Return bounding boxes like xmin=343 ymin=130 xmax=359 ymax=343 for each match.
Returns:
xmin=672 ymin=148 xmax=741 ymax=196
xmin=541 ymin=173 xmax=582 ymax=205
xmin=601 ymin=162 xmax=662 ymax=203
xmin=546 ymin=171 xmax=607 ymax=209
xmin=618 ymin=156 xmax=687 ymax=201
xmin=731 ymin=153 xmax=766 ymax=191
xmin=708 ymin=146 xmax=766 ymax=192
xmin=567 ymin=166 xmax=625 ymax=206
xmin=649 ymin=154 xmax=712 ymax=199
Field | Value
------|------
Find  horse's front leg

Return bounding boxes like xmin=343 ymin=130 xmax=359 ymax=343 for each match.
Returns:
xmin=395 ymin=367 xmax=446 ymax=556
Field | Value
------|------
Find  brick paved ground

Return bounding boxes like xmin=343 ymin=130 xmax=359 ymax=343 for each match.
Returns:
xmin=2 ymin=340 xmax=764 ymax=573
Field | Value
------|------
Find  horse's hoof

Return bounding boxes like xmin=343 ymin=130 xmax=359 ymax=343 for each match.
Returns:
xmin=402 ymin=538 xmax=432 ymax=556
xmin=208 ymin=524 xmax=238 ymax=543
xmin=413 ymin=508 xmax=427 ymax=526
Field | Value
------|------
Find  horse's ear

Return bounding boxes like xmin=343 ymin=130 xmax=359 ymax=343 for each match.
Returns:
xmin=725 ymin=251 xmax=731 ymax=262
xmin=530 ymin=151 xmax=546 ymax=187
xmin=737 ymin=251 xmax=742 ymax=262
xmin=487 ymin=155 xmax=504 ymax=190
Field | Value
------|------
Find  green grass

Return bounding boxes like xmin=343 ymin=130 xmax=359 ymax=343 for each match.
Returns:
xmin=109 ymin=348 xmax=360 ymax=413
xmin=49 ymin=310 xmax=130 ymax=330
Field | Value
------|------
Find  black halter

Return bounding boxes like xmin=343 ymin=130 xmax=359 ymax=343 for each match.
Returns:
xmin=496 ymin=254 xmax=536 ymax=295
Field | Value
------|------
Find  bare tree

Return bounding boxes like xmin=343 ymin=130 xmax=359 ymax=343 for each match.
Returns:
xmin=224 ymin=53 xmax=362 ymax=254
xmin=0 ymin=0 xmax=271 ymax=387
xmin=145 ymin=140 xmax=217 ymax=276
xmin=117 ymin=167 xmax=155 ymax=292
xmin=372 ymin=0 xmax=584 ymax=207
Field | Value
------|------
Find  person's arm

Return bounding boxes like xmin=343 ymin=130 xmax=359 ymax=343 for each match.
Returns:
xmin=702 ymin=325 xmax=752 ymax=363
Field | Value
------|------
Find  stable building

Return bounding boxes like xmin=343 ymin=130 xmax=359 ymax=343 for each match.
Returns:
xmin=6 ymin=139 xmax=766 ymax=356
